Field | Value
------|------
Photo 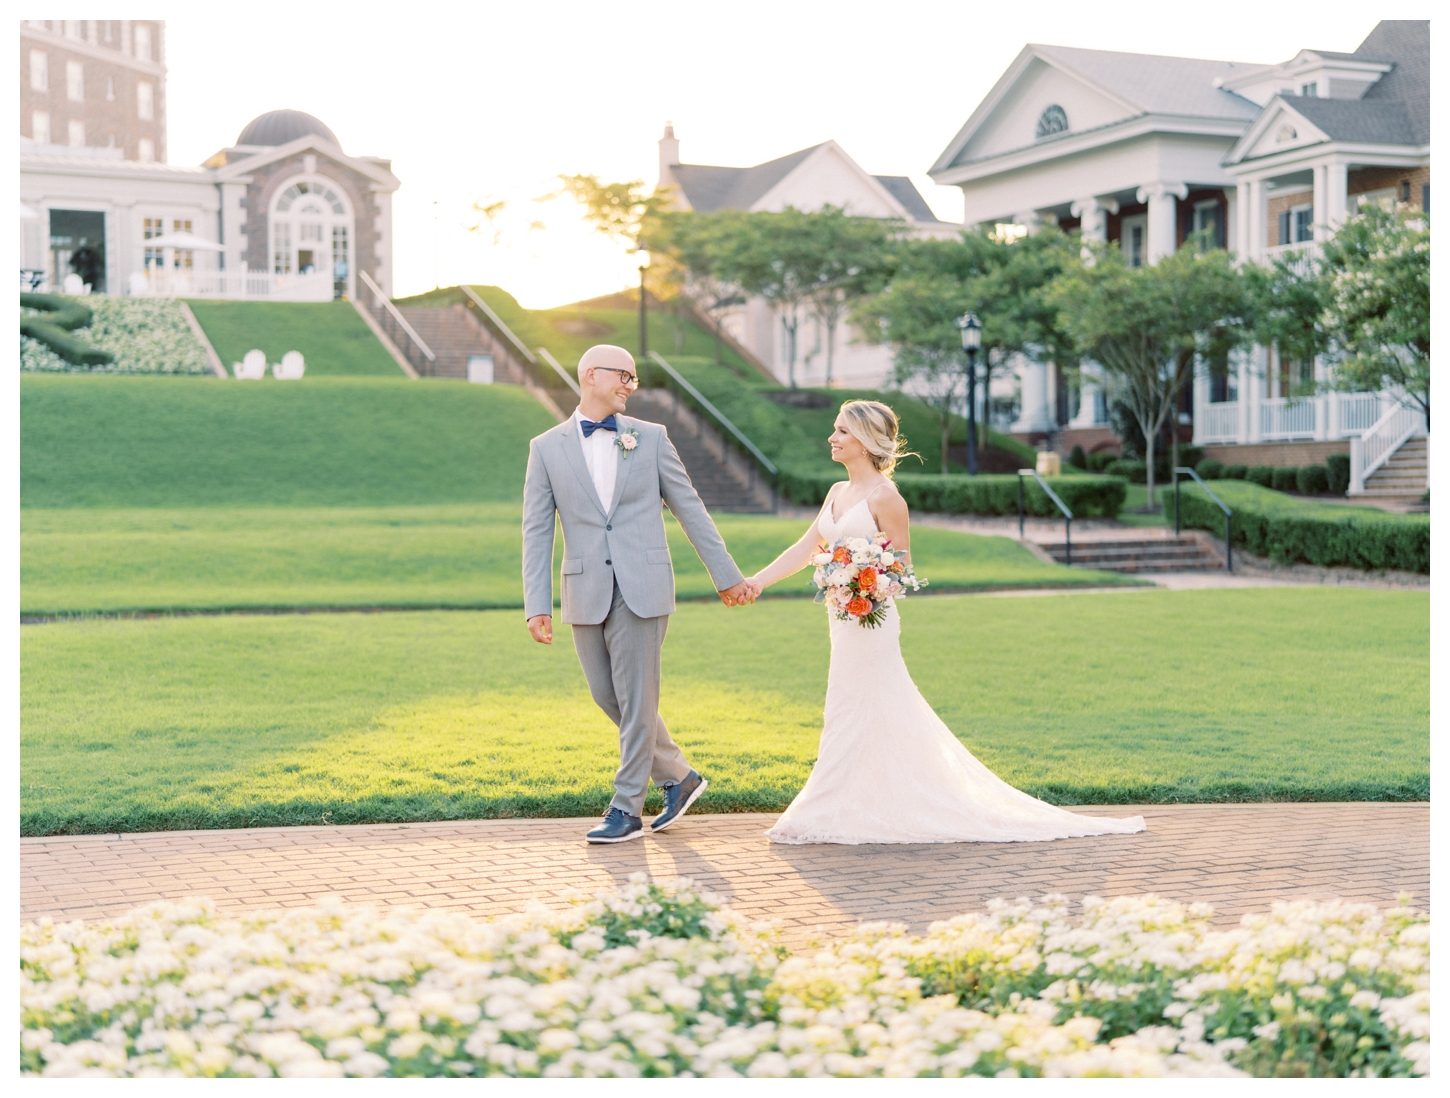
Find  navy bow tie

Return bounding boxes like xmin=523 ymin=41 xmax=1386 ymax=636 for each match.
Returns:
xmin=580 ymin=415 xmax=618 ymax=438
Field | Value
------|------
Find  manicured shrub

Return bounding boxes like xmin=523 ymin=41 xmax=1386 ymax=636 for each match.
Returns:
xmin=1223 ymin=464 xmax=1248 ymax=479
xmin=781 ymin=470 xmax=1127 ymax=518
xmin=1297 ymin=465 xmax=1330 ymax=495
xmin=1271 ymin=467 xmax=1299 ymax=493
xmin=1068 ymin=444 xmax=1087 ymax=470
xmin=1169 ymin=480 xmax=1429 ymax=572
xmin=1326 ymin=453 xmax=1351 ymax=494
xmin=1246 ymin=465 xmax=1274 ymax=488
xmin=1197 ymin=459 xmax=1225 ymax=479
xmin=1087 ymin=451 xmax=1116 ymax=472
xmin=1104 ymin=458 xmax=1147 ymax=483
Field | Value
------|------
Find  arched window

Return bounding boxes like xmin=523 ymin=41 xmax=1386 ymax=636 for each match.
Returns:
xmin=270 ymin=177 xmax=353 ymax=297
xmin=1035 ymin=105 xmax=1069 ymax=139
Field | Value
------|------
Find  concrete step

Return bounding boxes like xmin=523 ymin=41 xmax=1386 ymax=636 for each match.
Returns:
xmin=627 ymin=391 xmax=771 ymax=513
xmin=1033 ymin=535 xmax=1222 ymax=573
xmin=395 ymin=304 xmax=526 ymax=383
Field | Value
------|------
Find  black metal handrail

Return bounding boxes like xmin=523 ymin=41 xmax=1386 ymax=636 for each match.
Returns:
xmin=649 ymin=351 xmax=778 ymax=511
xmin=1017 ymin=469 xmax=1074 ymax=564
xmin=1174 ymin=466 xmax=1234 ymax=572
xmin=359 ymin=270 xmax=434 ymax=376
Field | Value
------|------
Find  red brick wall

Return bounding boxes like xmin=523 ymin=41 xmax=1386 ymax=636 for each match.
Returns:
xmin=1266 ymin=189 xmax=1313 ymax=247
xmin=1347 ymin=165 xmax=1430 ymax=208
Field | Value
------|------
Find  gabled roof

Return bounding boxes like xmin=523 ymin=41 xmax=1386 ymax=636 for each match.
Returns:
xmin=670 ymin=145 xmax=821 ymax=212
xmin=872 ymin=176 xmax=945 ymax=223
xmin=210 ymin=133 xmax=400 ymax=191
xmin=930 ymin=43 xmax=1259 ymax=175
xmin=1289 ymin=97 xmax=1417 ymax=145
xmin=1356 ymin=20 xmax=1429 ymax=145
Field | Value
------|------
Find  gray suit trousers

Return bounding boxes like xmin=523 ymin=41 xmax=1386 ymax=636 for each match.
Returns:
xmin=572 ymin=582 xmax=692 ymax=816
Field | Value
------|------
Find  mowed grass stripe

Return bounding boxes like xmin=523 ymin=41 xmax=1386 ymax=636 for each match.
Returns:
xmin=20 ymin=374 xmax=558 ymax=509
xmin=20 ymin=505 xmax=1130 ymax=616
xmin=20 ymin=588 xmax=1427 ymax=835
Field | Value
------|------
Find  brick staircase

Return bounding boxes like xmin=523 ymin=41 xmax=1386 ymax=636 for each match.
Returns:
xmin=1034 ymin=533 xmax=1223 ymax=573
xmin=1358 ymin=436 xmax=1428 ymax=511
xmin=626 ymin=389 xmax=773 ymax=513
xmin=393 ymin=303 xmax=528 ymax=384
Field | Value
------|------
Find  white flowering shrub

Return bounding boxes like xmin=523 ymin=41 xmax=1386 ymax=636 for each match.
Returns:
xmin=19 ymin=296 xmax=211 ymax=375
xmin=20 ymin=877 xmax=1427 ymax=1078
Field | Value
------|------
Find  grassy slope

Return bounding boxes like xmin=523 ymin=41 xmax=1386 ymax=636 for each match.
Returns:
xmin=20 ymin=587 xmax=1428 ymax=834
xmin=20 ymin=374 xmax=556 ymax=508
xmin=186 ymin=301 xmax=402 ymax=377
xmin=21 ymin=507 xmax=1119 ymax=616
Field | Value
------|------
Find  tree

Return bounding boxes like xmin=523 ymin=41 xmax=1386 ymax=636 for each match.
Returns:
xmin=1052 ymin=241 xmax=1249 ymax=506
xmin=641 ymin=209 xmax=748 ymax=366
xmin=798 ymin=209 xmax=896 ymax=387
xmin=554 ymin=174 xmax=672 ymax=245
xmin=1320 ymin=204 xmax=1430 ymax=423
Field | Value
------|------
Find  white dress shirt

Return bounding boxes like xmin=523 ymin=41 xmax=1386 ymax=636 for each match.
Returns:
xmin=573 ymin=408 xmax=620 ymax=513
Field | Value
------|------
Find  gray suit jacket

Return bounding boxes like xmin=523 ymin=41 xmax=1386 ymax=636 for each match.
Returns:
xmin=522 ymin=415 xmax=744 ymax=625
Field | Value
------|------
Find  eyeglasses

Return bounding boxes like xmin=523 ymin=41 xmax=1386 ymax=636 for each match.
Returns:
xmin=596 ymin=366 xmax=639 ymax=390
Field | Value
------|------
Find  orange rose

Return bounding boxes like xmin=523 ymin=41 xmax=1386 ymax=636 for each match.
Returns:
xmin=889 ymin=561 xmax=905 ymax=574
xmin=856 ymin=567 xmax=878 ymax=592
xmin=832 ymin=546 xmax=851 ymax=564
xmin=846 ymin=595 xmax=871 ymax=616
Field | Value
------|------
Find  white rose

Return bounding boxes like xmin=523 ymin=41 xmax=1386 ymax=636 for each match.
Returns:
xmin=848 ymin=537 xmax=871 ymax=553
xmin=827 ymin=571 xmax=851 ymax=586
xmin=812 ymin=553 xmax=833 ymax=565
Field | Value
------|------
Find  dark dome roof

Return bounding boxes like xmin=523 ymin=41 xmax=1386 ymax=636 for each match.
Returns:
xmin=236 ymin=110 xmax=338 ymax=147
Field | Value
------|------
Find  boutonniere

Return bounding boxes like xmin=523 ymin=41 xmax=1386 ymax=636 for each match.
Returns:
xmin=615 ymin=427 xmax=640 ymax=457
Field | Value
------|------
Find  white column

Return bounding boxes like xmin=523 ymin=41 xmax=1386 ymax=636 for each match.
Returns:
xmin=1245 ymin=346 xmax=1264 ymax=443
xmin=1011 ymin=355 xmax=1051 ymax=433
xmin=1325 ymin=160 xmax=1348 ymax=233
xmin=1137 ymin=182 xmax=1188 ymax=263
xmin=1068 ymin=363 xmax=1104 ymax=427
xmin=1192 ymin=361 xmax=1211 ymax=444
xmin=1070 ymin=196 xmax=1117 ymax=259
xmin=1224 ymin=184 xmax=1238 ymax=254
xmin=1244 ymin=178 xmax=1266 ymax=261
xmin=1013 ymin=210 xmax=1042 ymax=235
xmin=1313 ymin=162 xmax=1329 ymax=242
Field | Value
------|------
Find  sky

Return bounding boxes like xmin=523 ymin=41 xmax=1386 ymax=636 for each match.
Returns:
xmin=162 ymin=0 xmax=1395 ymax=308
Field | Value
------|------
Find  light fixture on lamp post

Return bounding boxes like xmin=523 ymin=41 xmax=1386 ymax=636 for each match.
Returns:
xmin=635 ymin=249 xmax=651 ymax=359
xmin=957 ymin=311 xmax=982 ymax=475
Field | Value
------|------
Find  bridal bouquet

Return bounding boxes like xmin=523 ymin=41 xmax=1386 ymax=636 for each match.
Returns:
xmin=811 ymin=534 xmax=924 ymax=628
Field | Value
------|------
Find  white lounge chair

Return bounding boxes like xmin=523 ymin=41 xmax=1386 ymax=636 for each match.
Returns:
xmin=272 ymin=350 xmax=305 ymax=380
xmin=233 ymin=349 xmax=267 ymax=380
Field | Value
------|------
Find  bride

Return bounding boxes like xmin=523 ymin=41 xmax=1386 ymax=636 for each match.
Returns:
xmin=743 ymin=400 xmax=1145 ymax=845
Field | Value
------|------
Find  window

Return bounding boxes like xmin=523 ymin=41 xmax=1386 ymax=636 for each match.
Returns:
xmin=1120 ymin=215 xmax=1146 ymax=268
xmin=1035 ymin=105 xmax=1069 ymax=139
xmin=32 ymin=111 xmax=51 ymax=145
xmin=134 ymin=24 xmax=152 ymax=61
xmin=1293 ymin=205 xmax=1313 ymax=243
xmin=172 ymin=219 xmax=194 ymax=269
xmin=66 ymin=60 xmax=83 ymax=102
xmin=65 ymin=20 xmax=82 ymax=38
xmin=137 ymin=81 xmax=153 ymax=121
xmin=30 ymin=50 xmax=47 ymax=91
xmin=1193 ymin=200 xmax=1223 ymax=249
xmin=106 ymin=75 xmax=115 ymax=101
xmin=68 ymin=119 xmax=86 ymax=147
xmin=138 ymin=138 xmax=154 ymax=163
xmin=273 ymin=222 xmax=293 ymax=274
xmin=1399 ymin=180 xmax=1412 ymax=202
xmin=332 ymin=225 xmax=349 ymax=281
xmin=143 ymin=217 xmax=164 ymax=268
xmin=1300 ymin=82 xmax=1318 ymax=97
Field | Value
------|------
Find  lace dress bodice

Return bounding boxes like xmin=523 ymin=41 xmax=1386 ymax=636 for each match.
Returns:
xmin=764 ymin=483 xmax=1145 ymax=845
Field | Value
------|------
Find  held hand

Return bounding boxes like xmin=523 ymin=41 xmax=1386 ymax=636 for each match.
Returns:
xmin=527 ymin=614 xmax=553 ymax=644
xmin=718 ymin=580 xmax=754 ymax=607
xmin=743 ymin=577 xmax=765 ymax=602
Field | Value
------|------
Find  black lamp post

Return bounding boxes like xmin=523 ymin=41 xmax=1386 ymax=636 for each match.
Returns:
xmin=957 ymin=311 xmax=982 ymax=475
xmin=636 ymin=249 xmax=651 ymax=359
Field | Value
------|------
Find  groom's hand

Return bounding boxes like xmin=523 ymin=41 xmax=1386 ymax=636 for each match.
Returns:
xmin=527 ymin=614 xmax=553 ymax=644
xmin=719 ymin=580 xmax=754 ymax=607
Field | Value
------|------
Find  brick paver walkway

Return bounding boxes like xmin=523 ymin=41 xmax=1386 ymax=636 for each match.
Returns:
xmin=21 ymin=804 xmax=1426 ymax=947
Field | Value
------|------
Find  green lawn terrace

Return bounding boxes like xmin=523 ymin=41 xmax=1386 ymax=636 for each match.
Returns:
xmin=186 ymin=300 xmax=402 ymax=377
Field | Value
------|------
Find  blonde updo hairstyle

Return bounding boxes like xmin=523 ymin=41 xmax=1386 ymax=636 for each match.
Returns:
xmin=837 ymin=399 xmax=917 ymax=477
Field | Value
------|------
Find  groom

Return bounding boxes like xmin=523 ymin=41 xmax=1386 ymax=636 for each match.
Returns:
xmin=522 ymin=344 xmax=755 ymax=843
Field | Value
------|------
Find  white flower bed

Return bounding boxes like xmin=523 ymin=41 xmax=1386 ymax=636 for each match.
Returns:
xmin=20 ymin=296 xmax=212 ymax=375
xmin=20 ymin=877 xmax=1428 ymax=1078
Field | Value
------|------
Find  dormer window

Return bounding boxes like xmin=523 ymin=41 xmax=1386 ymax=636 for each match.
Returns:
xmin=1300 ymin=82 xmax=1318 ymax=97
xmin=1035 ymin=105 xmax=1068 ymax=139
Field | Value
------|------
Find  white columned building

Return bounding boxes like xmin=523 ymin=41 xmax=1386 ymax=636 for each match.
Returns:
xmin=927 ymin=21 xmax=1428 ymax=479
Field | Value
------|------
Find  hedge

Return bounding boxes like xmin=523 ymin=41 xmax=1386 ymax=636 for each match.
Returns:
xmin=1167 ymin=480 xmax=1428 ymax=573
xmin=779 ymin=470 xmax=1128 ymax=518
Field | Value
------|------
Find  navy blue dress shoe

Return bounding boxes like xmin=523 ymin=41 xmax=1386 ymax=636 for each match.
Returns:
xmin=651 ymin=771 xmax=708 ymax=833
xmin=586 ymin=807 xmax=644 ymax=844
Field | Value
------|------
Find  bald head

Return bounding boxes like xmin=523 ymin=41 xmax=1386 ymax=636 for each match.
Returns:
xmin=577 ymin=344 xmax=635 ymax=384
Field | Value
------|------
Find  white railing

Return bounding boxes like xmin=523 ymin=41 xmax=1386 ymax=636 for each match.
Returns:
xmin=127 ymin=268 xmax=334 ymax=301
xmin=357 ymin=269 xmax=434 ymax=369
xmin=1349 ymin=401 xmax=1426 ymax=493
xmin=1260 ymin=397 xmax=1317 ymax=439
xmin=1336 ymin=392 xmax=1382 ymax=436
xmin=1198 ymin=402 xmax=1239 ymax=443
xmin=1263 ymin=241 xmax=1322 ymax=277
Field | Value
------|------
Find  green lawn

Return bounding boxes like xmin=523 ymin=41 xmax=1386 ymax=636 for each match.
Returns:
xmin=20 ymin=505 xmax=1127 ymax=617
xmin=20 ymin=374 xmax=557 ymax=509
xmin=185 ymin=301 xmax=402 ymax=377
xmin=19 ymin=587 xmax=1427 ymax=834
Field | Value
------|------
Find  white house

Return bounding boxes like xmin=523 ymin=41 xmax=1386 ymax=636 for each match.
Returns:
xmin=928 ymin=19 xmax=1428 ymax=496
xmin=657 ymin=125 xmax=956 ymax=388
xmin=21 ymin=108 xmax=400 ymax=302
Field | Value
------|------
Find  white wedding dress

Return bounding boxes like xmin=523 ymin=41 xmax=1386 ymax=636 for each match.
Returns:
xmin=765 ymin=495 xmax=1146 ymax=846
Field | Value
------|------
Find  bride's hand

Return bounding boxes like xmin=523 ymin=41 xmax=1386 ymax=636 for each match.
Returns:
xmin=744 ymin=576 xmax=765 ymax=601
